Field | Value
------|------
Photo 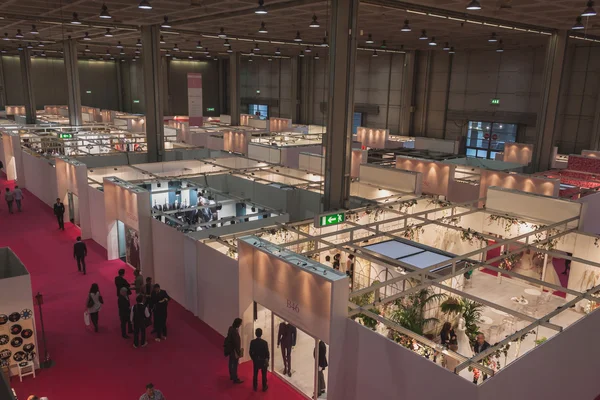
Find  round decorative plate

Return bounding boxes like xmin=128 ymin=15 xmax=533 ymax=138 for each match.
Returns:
xmin=0 ymin=359 xmax=8 ymax=367
xmin=0 ymin=335 xmax=8 ymax=345
xmin=0 ymin=315 xmax=7 ymax=325
xmin=10 ymin=337 xmax=23 ymax=348
xmin=23 ymin=344 xmax=35 ymax=353
xmin=10 ymin=324 xmax=22 ymax=335
xmin=26 ymin=351 xmax=36 ymax=361
xmin=13 ymin=351 xmax=25 ymax=362
xmin=8 ymin=312 xmax=20 ymax=322
xmin=21 ymin=329 xmax=33 ymax=339
xmin=20 ymin=309 xmax=32 ymax=320
xmin=0 ymin=349 xmax=11 ymax=360
xmin=19 ymin=361 xmax=28 ymax=367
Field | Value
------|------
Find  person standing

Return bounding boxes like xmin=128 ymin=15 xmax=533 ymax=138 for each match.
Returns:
xmin=473 ymin=333 xmax=491 ymax=383
xmin=73 ymin=236 xmax=88 ymax=275
xmin=114 ymin=269 xmax=131 ymax=297
xmin=250 ymin=328 xmax=269 ymax=392
xmin=277 ymin=321 xmax=297 ymax=377
xmin=139 ymin=383 xmax=165 ymax=400
xmin=134 ymin=269 xmax=144 ymax=294
xmin=151 ymin=284 xmax=170 ymax=341
xmin=13 ymin=185 xmax=23 ymax=212
xmin=315 ymin=340 xmax=328 ymax=397
xmin=86 ymin=283 xmax=103 ymax=333
xmin=53 ymin=198 xmax=65 ymax=230
xmin=118 ymin=287 xmax=133 ymax=339
xmin=131 ymin=294 xmax=150 ymax=348
xmin=4 ymin=188 xmax=14 ymax=214
xmin=226 ymin=318 xmax=244 ymax=384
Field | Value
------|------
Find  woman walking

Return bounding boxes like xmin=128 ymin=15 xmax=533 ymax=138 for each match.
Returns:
xmin=86 ymin=283 xmax=103 ymax=332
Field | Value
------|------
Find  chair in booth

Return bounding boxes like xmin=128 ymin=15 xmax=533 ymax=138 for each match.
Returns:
xmin=17 ymin=361 xmax=35 ymax=382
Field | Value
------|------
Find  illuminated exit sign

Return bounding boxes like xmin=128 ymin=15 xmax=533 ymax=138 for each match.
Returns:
xmin=314 ymin=211 xmax=345 ymax=228
xmin=133 ymin=100 xmax=140 ymax=104
xmin=59 ymin=133 xmax=73 ymax=139
xmin=491 ymin=98 xmax=500 ymax=105
xmin=206 ymin=107 xmax=215 ymax=112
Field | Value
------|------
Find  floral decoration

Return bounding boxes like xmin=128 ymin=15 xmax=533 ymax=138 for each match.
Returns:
xmin=459 ymin=228 xmax=486 ymax=245
xmin=402 ymin=224 xmax=425 ymax=241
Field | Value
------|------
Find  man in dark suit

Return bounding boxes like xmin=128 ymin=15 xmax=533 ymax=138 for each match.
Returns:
xmin=114 ymin=269 xmax=131 ymax=297
xmin=150 ymin=284 xmax=170 ymax=342
xmin=118 ymin=287 xmax=133 ymax=338
xmin=249 ymin=328 xmax=269 ymax=392
xmin=226 ymin=318 xmax=244 ymax=384
xmin=73 ymin=236 xmax=88 ymax=274
xmin=315 ymin=340 xmax=328 ymax=396
xmin=473 ymin=333 xmax=491 ymax=384
xmin=53 ymin=198 xmax=65 ymax=230
xmin=277 ymin=321 xmax=297 ymax=377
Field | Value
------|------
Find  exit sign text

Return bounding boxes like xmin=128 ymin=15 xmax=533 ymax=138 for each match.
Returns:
xmin=491 ymin=98 xmax=500 ymax=105
xmin=315 ymin=212 xmax=345 ymax=228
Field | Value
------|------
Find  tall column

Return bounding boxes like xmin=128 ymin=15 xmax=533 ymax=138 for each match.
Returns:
xmin=229 ymin=52 xmax=241 ymax=126
xmin=290 ymin=57 xmax=299 ymax=123
xmin=323 ymin=0 xmax=358 ymax=211
xmin=218 ymin=59 xmax=225 ymax=115
xmin=0 ymin=57 xmax=7 ymax=109
xmin=19 ymin=48 xmax=36 ymax=124
xmin=116 ymin=60 xmax=123 ymax=111
xmin=399 ymin=50 xmax=417 ymax=135
xmin=300 ymin=57 xmax=313 ymax=124
xmin=63 ymin=39 xmax=83 ymax=126
xmin=141 ymin=25 xmax=165 ymax=162
xmin=534 ymin=31 xmax=568 ymax=172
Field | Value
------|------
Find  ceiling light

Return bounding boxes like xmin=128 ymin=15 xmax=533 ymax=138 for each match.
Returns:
xmin=17 ymin=44 xmax=23 ymax=51
xmin=466 ymin=0 xmax=482 ymax=10
xmin=573 ymin=16 xmax=585 ymax=29
xmin=268 ymin=57 xmax=273 ymax=61
xmin=166 ymin=51 xmax=171 ymax=57
xmin=38 ymin=42 xmax=44 ymax=47
xmin=401 ymin=20 xmax=411 ymax=32
xmin=160 ymin=35 xmax=166 ymax=44
xmin=256 ymin=0 xmax=267 ymax=14
xmin=366 ymin=34 xmax=374 ymax=44
xmin=188 ymin=53 xmax=193 ymax=59
xmin=136 ymin=39 xmax=142 ymax=47
xmin=99 ymin=4 xmax=112 ymax=19
xmin=104 ymin=29 xmax=113 ymax=37
xmin=203 ymin=47 xmax=209 ymax=54
xmin=294 ymin=31 xmax=302 ymax=42
xmin=321 ymin=37 xmax=328 ymax=47
xmin=310 ymin=14 xmax=320 ymax=28
xmin=161 ymin=16 xmax=171 ymax=28
xmin=222 ymin=40 xmax=230 ymax=48
xmin=135 ymin=55 xmax=140 ymax=59
xmin=299 ymin=50 xmax=304 ymax=57
xmin=41 ymin=51 xmax=46 ymax=57
xmin=488 ymin=32 xmax=498 ymax=42
xmin=248 ymin=57 xmax=253 ymax=62
xmin=227 ymin=47 xmax=233 ymax=53
xmin=429 ymin=37 xmax=437 ymax=46
xmin=71 ymin=12 xmax=82 ymax=24
xmin=372 ymin=49 xmax=378 ymax=57
xmin=83 ymin=32 xmax=91 ymax=41
xmin=419 ymin=30 xmax=428 ymax=40
xmin=258 ymin=22 xmax=268 ymax=34
xmin=138 ymin=0 xmax=152 ymax=10
xmin=253 ymin=43 xmax=260 ymax=51
xmin=85 ymin=45 xmax=90 ymax=52
xmin=30 ymin=25 xmax=38 ymax=35
xmin=15 ymin=30 xmax=24 ymax=39
xmin=218 ymin=28 xmax=227 ymax=39
xmin=582 ymin=0 xmax=597 ymax=16
xmin=381 ymin=40 xmax=387 ymax=49
xmin=496 ymin=40 xmax=504 ymax=52
xmin=120 ymin=49 xmax=125 ymax=55
xmin=305 ymin=45 xmax=311 ymax=53
xmin=173 ymin=43 xmax=179 ymax=51
xmin=106 ymin=49 xmax=110 ymax=56
xmin=443 ymin=42 xmax=450 ymax=50
xmin=449 ymin=47 xmax=456 ymax=54
xmin=275 ymin=47 xmax=281 ymax=55
xmin=135 ymin=48 xmax=140 ymax=54
xmin=1 ymin=49 xmax=6 ymax=53
xmin=314 ymin=53 xmax=319 ymax=60
xmin=198 ymin=41 xmax=204 ymax=49
xmin=117 ymin=41 xmax=123 ymax=49
xmin=27 ymin=42 xmax=33 ymax=49
xmin=3 ymin=33 xmax=8 ymax=41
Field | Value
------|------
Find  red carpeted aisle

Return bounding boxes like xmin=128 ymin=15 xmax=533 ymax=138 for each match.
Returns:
xmin=0 ymin=176 xmax=302 ymax=400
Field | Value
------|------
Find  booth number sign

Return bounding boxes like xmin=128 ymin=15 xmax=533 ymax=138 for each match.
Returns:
xmin=314 ymin=212 xmax=345 ymax=228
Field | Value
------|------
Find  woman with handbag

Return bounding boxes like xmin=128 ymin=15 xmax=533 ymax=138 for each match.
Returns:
xmin=86 ymin=283 xmax=103 ymax=332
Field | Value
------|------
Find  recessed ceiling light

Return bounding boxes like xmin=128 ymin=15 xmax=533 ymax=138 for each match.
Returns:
xmin=99 ymin=4 xmax=112 ymax=19
xmin=218 ymin=28 xmax=227 ymax=39
xmin=161 ymin=16 xmax=171 ymax=28
xmin=255 ymin=0 xmax=267 ymax=14
xmin=30 ymin=25 xmax=38 ymax=35
xmin=466 ymin=0 xmax=482 ymax=10
xmin=136 ymin=39 xmax=142 ymax=47
xmin=419 ymin=30 xmax=428 ymax=40
xmin=372 ymin=49 xmax=378 ymax=57
xmin=488 ymin=32 xmax=498 ymax=42
xmin=572 ymin=16 xmax=585 ymax=29
xmin=138 ymin=0 xmax=152 ymax=10
xmin=366 ymin=33 xmax=374 ymax=44
xmin=401 ymin=20 xmax=411 ymax=32
xmin=173 ymin=43 xmax=179 ymax=51
xmin=83 ymin=32 xmax=91 ymax=41
xmin=258 ymin=22 xmax=268 ymax=34
xmin=71 ymin=12 xmax=82 ymax=25
xmin=294 ymin=31 xmax=302 ymax=42
xmin=310 ymin=14 xmax=320 ymax=28
xmin=582 ymin=0 xmax=597 ymax=17
xmin=305 ymin=45 xmax=311 ymax=53
xmin=104 ymin=29 xmax=113 ymax=37
xmin=160 ymin=35 xmax=166 ymax=44
xmin=15 ymin=29 xmax=24 ymax=39
xmin=429 ymin=37 xmax=437 ymax=46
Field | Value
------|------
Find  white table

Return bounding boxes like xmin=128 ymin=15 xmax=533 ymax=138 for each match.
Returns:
xmin=524 ymin=288 xmax=542 ymax=296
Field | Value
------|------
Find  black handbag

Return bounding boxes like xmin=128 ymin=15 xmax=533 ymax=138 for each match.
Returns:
xmin=86 ymin=294 xmax=94 ymax=308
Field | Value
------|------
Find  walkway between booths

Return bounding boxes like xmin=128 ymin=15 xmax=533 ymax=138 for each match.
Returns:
xmin=0 ymin=176 xmax=302 ymax=400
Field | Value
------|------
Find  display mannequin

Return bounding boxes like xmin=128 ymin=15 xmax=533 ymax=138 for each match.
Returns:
xmin=277 ymin=321 xmax=297 ymax=377
xmin=456 ymin=317 xmax=472 ymax=357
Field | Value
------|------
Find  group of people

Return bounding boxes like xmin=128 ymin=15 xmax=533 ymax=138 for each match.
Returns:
xmin=439 ymin=321 xmax=491 ymax=383
xmin=4 ymin=185 xmax=23 ymax=213
xmin=85 ymin=268 xmax=170 ymax=349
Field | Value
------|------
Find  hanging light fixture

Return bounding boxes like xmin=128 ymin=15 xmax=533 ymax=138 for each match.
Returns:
xmin=71 ymin=12 xmax=82 ymax=24
xmin=120 ymin=49 xmax=125 ymax=55
xmin=99 ymin=4 xmax=112 ymax=19
xmin=135 ymin=48 xmax=140 ymax=55
xmin=366 ymin=34 xmax=374 ymax=44
xmin=372 ymin=49 xmax=378 ymax=57
xmin=255 ymin=0 xmax=267 ymax=14
xmin=41 ymin=50 xmax=47 ymax=57
xmin=305 ymin=45 xmax=311 ymax=53
xmin=30 ymin=25 xmax=39 ymax=35
xmin=223 ymin=40 xmax=230 ymax=47
xmin=314 ymin=53 xmax=319 ymax=60
xmin=496 ymin=40 xmax=504 ymax=52
xmin=488 ymin=32 xmax=498 ymax=42
xmin=15 ymin=30 xmax=24 ymax=39
xmin=258 ymin=22 xmax=268 ymax=34
xmin=27 ymin=42 xmax=33 ymax=49
xmin=294 ymin=31 xmax=302 ymax=42
xmin=401 ymin=20 xmax=411 ymax=32
xmin=268 ymin=57 xmax=273 ymax=61
xmin=419 ymin=30 xmax=428 ymax=40
xmin=17 ymin=43 xmax=23 ymax=51
xmin=136 ymin=39 xmax=142 ymax=47
xmin=227 ymin=47 xmax=233 ymax=53
xmin=83 ymin=32 xmax=91 ymax=41
xmin=449 ymin=47 xmax=456 ymax=54
xmin=161 ymin=16 xmax=171 ymax=28
xmin=466 ymin=0 xmax=482 ymax=10
xmin=443 ymin=42 xmax=450 ymax=50
xmin=381 ymin=40 xmax=387 ymax=49
xmin=173 ymin=43 xmax=179 ymax=51
xmin=573 ymin=16 xmax=585 ymax=29
xmin=138 ymin=0 xmax=152 ymax=10
xmin=85 ymin=45 xmax=90 ymax=52
xmin=188 ymin=53 xmax=193 ymax=59
xmin=1 ymin=49 xmax=6 ymax=53
xmin=38 ymin=42 xmax=44 ymax=47
xmin=104 ymin=29 xmax=113 ymax=37
xmin=321 ymin=37 xmax=328 ymax=47
xmin=218 ymin=28 xmax=227 ymax=39
xmin=310 ymin=14 xmax=320 ymax=28
xmin=117 ymin=41 xmax=124 ymax=49
xmin=299 ymin=50 xmax=305 ymax=57
xmin=253 ymin=42 xmax=260 ymax=52
xmin=582 ymin=0 xmax=597 ymax=16
xmin=166 ymin=51 xmax=171 ymax=57
xmin=275 ymin=47 xmax=281 ymax=55
xmin=429 ymin=37 xmax=437 ymax=46
xmin=203 ymin=47 xmax=209 ymax=54
xmin=249 ymin=49 xmax=254 ymax=57
xmin=106 ymin=49 xmax=111 ymax=56
xmin=3 ymin=33 xmax=9 ymax=41
xmin=198 ymin=41 xmax=204 ymax=49
xmin=160 ymin=35 xmax=166 ymax=44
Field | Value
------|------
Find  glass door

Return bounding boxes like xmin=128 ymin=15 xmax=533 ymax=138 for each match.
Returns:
xmin=117 ymin=220 xmax=127 ymax=262
xmin=466 ymin=121 xmax=518 ymax=159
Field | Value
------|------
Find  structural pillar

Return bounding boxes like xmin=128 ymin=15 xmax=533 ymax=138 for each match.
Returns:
xmin=399 ymin=50 xmax=417 ymax=136
xmin=116 ymin=60 xmax=124 ymax=111
xmin=63 ymin=39 xmax=83 ymax=126
xmin=19 ymin=48 xmax=36 ymax=124
xmin=299 ymin=57 xmax=313 ymax=124
xmin=323 ymin=0 xmax=359 ymax=211
xmin=290 ymin=56 xmax=299 ymax=123
xmin=534 ymin=31 xmax=568 ymax=172
xmin=0 ymin=57 xmax=7 ymax=109
xmin=141 ymin=25 xmax=165 ymax=162
xmin=229 ymin=52 xmax=241 ymax=126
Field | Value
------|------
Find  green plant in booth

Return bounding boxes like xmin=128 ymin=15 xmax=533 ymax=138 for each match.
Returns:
xmin=350 ymin=285 xmax=380 ymax=330
xmin=441 ymin=298 xmax=484 ymax=346
xmin=389 ymin=288 xmax=447 ymax=336
xmin=534 ymin=337 xmax=548 ymax=346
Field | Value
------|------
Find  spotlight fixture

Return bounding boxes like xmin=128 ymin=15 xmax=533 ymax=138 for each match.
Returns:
xmin=30 ymin=25 xmax=39 ymax=35
xmin=27 ymin=42 xmax=33 ymax=49
xmin=582 ymin=0 xmax=597 ymax=17
xmin=496 ymin=40 xmax=504 ymax=52
xmin=372 ymin=49 xmax=378 ymax=57
xmin=299 ymin=50 xmax=305 ymax=57
xmin=136 ymin=39 xmax=142 ymax=47
xmin=275 ymin=47 xmax=281 ymax=55
xmin=309 ymin=14 xmax=320 ymax=28
xmin=573 ymin=16 xmax=585 ymax=29
xmin=488 ymin=32 xmax=498 ymax=42
xmin=3 ymin=33 xmax=8 ymax=41
xmin=321 ymin=37 xmax=328 ymax=47
xmin=99 ymin=4 xmax=112 ymax=19
xmin=85 ymin=45 xmax=90 ymax=52
xmin=173 ymin=43 xmax=179 ymax=51
xmin=366 ymin=33 xmax=374 ymax=44
xmin=83 ymin=32 xmax=91 ymax=41
xmin=138 ymin=0 xmax=152 ymax=10
xmin=15 ymin=30 xmax=24 ymax=39
xmin=305 ymin=45 xmax=311 ymax=53
xmin=255 ymin=0 xmax=267 ymax=14
xmin=253 ymin=42 xmax=260 ymax=51
xmin=429 ymin=37 xmax=437 ymax=46
xmin=117 ymin=41 xmax=123 ymax=49
xmin=71 ymin=12 xmax=82 ymax=24
xmin=401 ymin=20 xmax=411 ymax=32
xmin=443 ymin=42 xmax=450 ymax=50
xmin=466 ymin=0 xmax=482 ymax=10
xmin=258 ymin=22 xmax=268 ymax=34
xmin=161 ymin=16 xmax=171 ymax=28
xmin=160 ymin=35 xmax=166 ymax=44
xmin=294 ymin=31 xmax=302 ymax=42
xmin=222 ymin=40 xmax=229 ymax=47
xmin=381 ymin=40 xmax=387 ymax=49
xmin=419 ymin=30 xmax=428 ymax=40
xmin=218 ymin=28 xmax=227 ymax=39
xmin=314 ymin=53 xmax=319 ymax=60
xmin=449 ymin=47 xmax=456 ymax=54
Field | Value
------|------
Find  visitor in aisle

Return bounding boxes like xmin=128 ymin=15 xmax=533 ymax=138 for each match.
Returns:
xmin=13 ymin=185 xmax=23 ymax=212
xmin=151 ymin=284 xmax=170 ymax=341
xmin=4 ymin=187 xmax=14 ymax=214
xmin=73 ymin=236 xmax=88 ymax=275
xmin=332 ymin=253 xmax=341 ymax=270
xmin=315 ymin=340 xmax=328 ymax=397
xmin=134 ymin=269 xmax=144 ymax=293
xmin=225 ymin=317 xmax=244 ymax=384
xmin=114 ymin=268 xmax=131 ymax=297
xmin=249 ymin=328 xmax=269 ymax=392
xmin=86 ymin=283 xmax=103 ymax=333
xmin=53 ymin=197 xmax=65 ymax=230
xmin=118 ymin=287 xmax=133 ymax=338
xmin=131 ymin=294 xmax=150 ymax=348
xmin=472 ymin=333 xmax=491 ymax=383
xmin=139 ymin=383 xmax=165 ymax=400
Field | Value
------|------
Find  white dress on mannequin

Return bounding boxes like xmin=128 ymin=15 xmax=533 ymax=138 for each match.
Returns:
xmin=512 ymin=251 xmax=539 ymax=279
xmin=456 ymin=318 xmax=472 ymax=357
xmin=542 ymin=258 xmax=561 ymax=287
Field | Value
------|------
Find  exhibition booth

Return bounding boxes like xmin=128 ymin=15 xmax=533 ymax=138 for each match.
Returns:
xmin=495 ymin=143 xmax=534 ymax=166
xmin=298 ymin=149 xmax=368 ymax=178
xmin=113 ymin=115 xmax=146 ymax=133
xmin=5 ymin=106 xmax=26 ymax=117
xmin=536 ymin=154 xmax=600 ymax=199
xmin=247 ymin=135 xmax=323 ymax=169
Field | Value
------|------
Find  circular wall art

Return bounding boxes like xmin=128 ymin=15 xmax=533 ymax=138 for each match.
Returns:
xmin=0 ymin=315 xmax=7 ymax=325
xmin=0 ymin=349 xmax=11 ymax=360
xmin=10 ymin=324 xmax=22 ymax=335
xmin=8 ymin=312 xmax=21 ymax=322
xmin=0 ymin=359 xmax=8 ymax=367
xmin=20 ymin=309 xmax=32 ymax=320
xmin=26 ymin=352 xmax=36 ymax=361
xmin=13 ymin=351 xmax=25 ymax=362
xmin=23 ymin=344 xmax=35 ymax=353
xmin=21 ymin=329 xmax=33 ymax=339
xmin=0 ymin=335 xmax=8 ymax=345
xmin=10 ymin=337 xmax=23 ymax=348
xmin=18 ymin=361 xmax=28 ymax=367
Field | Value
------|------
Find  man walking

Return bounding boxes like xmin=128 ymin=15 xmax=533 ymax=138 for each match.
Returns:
xmin=150 ymin=284 xmax=170 ymax=342
xmin=13 ymin=185 xmax=23 ymax=212
xmin=53 ymin=197 xmax=65 ymax=230
xmin=250 ymin=328 xmax=269 ymax=392
xmin=226 ymin=318 xmax=244 ymax=384
xmin=73 ymin=236 xmax=88 ymax=274
xmin=4 ymin=188 xmax=14 ymax=214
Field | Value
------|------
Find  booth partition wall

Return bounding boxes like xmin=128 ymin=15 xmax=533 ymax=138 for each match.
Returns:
xmin=466 ymin=121 xmax=518 ymax=159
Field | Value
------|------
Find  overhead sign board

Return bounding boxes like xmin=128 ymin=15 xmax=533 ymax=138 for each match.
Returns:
xmin=314 ymin=211 xmax=345 ymax=228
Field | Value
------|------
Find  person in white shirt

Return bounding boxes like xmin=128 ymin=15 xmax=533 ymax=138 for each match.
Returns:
xmin=13 ymin=185 xmax=23 ymax=212
xmin=139 ymin=383 xmax=165 ymax=400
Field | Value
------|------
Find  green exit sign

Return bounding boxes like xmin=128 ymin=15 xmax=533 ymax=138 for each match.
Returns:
xmin=59 ymin=133 xmax=73 ymax=139
xmin=206 ymin=107 xmax=215 ymax=112
xmin=491 ymin=98 xmax=500 ymax=105
xmin=133 ymin=100 xmax=140 ymax=104
xmin=86 ymin=90 xmax=92 ymax=94
xmin=315 ymin=212 xmax=345 ymax=228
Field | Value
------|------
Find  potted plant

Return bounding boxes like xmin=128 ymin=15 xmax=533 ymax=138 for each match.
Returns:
xmin=389 ymin=288 xmax=446 ymax=335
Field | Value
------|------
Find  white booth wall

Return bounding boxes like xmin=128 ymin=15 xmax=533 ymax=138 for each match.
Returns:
xmin=88 ymin=185 xmax=107 ymax=250
xmin=22 ymin=152 xmax=58 ymax=207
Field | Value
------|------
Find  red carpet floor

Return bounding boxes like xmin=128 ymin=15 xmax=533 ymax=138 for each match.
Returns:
xmin=0 ymin=176 xmax=303 ymax=400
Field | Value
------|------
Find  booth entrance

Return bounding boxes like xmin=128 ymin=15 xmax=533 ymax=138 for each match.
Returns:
xmin=66 ymin=192 xmax=80 ymax=226
xmin=116 ymin=220 xmax=141 ymax=270
xmin=254 ymin=303 xmax=329 ymax=399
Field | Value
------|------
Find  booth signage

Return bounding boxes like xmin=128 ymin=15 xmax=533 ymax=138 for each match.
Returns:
xmin=315 ymin=212 xmax=345 ymax=228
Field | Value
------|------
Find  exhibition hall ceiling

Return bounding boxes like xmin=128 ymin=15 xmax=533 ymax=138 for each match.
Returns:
xmin=0 ymin=0 xmax=596 ymax=58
